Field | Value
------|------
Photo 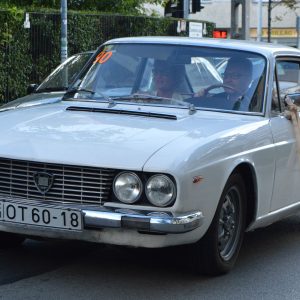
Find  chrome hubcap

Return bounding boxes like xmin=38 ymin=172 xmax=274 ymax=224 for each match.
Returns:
xmin=218 ymin=186 xmax=241 ymax=261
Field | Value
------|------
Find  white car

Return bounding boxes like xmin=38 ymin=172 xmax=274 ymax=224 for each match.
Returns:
xmin=0 ymin=37 xmax=300 ymax=276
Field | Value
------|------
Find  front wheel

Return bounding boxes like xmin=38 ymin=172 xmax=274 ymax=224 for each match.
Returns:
xmin=192 ymin=173 xmax=246 ymax=276
xmin=0 ymin=232 xmax=25 ymax=248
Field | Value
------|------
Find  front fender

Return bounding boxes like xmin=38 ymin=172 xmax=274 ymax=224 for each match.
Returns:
xmin=143 ymin=121 xmax=275 ymax=240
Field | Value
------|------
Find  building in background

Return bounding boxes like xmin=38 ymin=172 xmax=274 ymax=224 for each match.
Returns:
xmin=147 ymin=0 xmax=300 ymax=46
xmin=195 ymin=0 xmax=300 ymax=46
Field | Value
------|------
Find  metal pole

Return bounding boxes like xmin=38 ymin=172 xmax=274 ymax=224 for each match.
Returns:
xmin=241 ymin=0 xmax=250 ymax=40
xmin=183 ymin=0 xmax=189 ymax=19
xmin=257 ymin=0 xmax=262 ymax=42
xmin=268 ymin=0 xmax=271 ymax=43
xmin=61 ymin=0 xmax=68 ymax=63
xmin=297 ymin=16 xmax=300 ymax=49
xmin=231 ymin=0 xmax=239 ymax=39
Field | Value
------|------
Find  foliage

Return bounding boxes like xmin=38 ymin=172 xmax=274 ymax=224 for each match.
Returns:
xmin=0 ymin=7 xmax=32 ymax=101
xmin=0 ymin=0 xmax=168 ymax=15
xmin=268 ymin=1 xmax=299 ymax=26
xmin=272 ymin=0 xmax=298 ymax=10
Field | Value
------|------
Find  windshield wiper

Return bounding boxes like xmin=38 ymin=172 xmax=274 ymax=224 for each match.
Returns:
xmin=63 ymin=88 xmax=115 ymax=105
xmin=111 ymin=93 xmax=196 ymax=114
xmin=112 ymin=93 xmax=187 ymax=105
xmin=112 ymin=93 xmax=166 ymax=101
xmin=64 ymin=87 xmax=95 ymax=96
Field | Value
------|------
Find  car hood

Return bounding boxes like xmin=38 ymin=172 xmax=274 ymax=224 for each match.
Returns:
xmin=0 ymin=92 xmax=64 ymax=111
xmin=0 ymin=102 xmax=260 ymax=170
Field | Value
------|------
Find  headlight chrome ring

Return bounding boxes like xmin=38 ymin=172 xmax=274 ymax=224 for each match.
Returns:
xmin=145 ymin=174 xmax=176 ymax=207
xmin=113 ymin=172 xmax=143 ymax=204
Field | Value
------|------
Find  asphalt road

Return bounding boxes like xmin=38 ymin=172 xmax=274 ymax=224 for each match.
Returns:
xmin=0 ymin=214 xmax=299 ymax=300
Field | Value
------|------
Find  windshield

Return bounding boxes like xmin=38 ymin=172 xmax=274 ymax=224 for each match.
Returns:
xmin=68 ymin=44 xmax=266 ymax=113
xmin=37 ymin=52 xmax=93 ymax=92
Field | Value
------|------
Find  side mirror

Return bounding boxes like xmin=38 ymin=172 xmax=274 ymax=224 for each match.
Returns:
xmin=27 ymin=84 xmax=38 ymax=94
xmin=291 ymin=94 xmax=300 ymax=107
xmin=284 ymin=93 xmax=300 ymax=107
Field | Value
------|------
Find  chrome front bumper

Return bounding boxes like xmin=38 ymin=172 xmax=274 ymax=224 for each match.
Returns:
xmin=0 ymin=197 xmax=203 ymax=234
xmin=83 ymin=208 xmax=203 ymax=233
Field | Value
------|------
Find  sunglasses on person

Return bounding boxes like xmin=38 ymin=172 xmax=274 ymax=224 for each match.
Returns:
xmin=224 ymin=72 xmax=245 ymax=80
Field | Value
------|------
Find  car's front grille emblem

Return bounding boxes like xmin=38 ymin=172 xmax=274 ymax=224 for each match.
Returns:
xmin=33 ymin=172 xmax=54 ymax=195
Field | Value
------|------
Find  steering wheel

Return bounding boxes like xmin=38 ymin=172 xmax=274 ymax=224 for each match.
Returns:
xmin=203 ymin=84 xmax=239 ymax=96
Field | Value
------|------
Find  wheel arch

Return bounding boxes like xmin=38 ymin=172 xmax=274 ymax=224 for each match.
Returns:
xmin=231 ymin=163 xmax=257 ymax=228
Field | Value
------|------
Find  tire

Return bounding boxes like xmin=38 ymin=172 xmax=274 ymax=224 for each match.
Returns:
xmin=192 ymin=173 xmax=247 ymax=276
xmin=0 ymin=232 xmax=25 ymax=249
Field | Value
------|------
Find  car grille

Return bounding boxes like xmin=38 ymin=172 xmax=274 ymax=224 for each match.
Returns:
xmin=0 ymin=158 xmax=116 ymax=205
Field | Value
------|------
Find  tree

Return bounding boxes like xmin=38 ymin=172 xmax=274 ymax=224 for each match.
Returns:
xmin=267 ymin=0 xmax=299 ymax=42
xmin=274 ymin=0 xmax=298 ymax=10
xmin=0 ymin=0 xmax=168 ymax=15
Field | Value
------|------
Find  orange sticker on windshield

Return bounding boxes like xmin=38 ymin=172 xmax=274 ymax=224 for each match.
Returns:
xmin=94 ymin=51 xmax=113 ymax=64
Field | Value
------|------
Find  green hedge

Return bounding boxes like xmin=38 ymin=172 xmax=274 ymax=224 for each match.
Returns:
xmin=0 ymin=8 xmax=32 ymax=102
xmin=0 ymin=9 xmax=214 ymax=103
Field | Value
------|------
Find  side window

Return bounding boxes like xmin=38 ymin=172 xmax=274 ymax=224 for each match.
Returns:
xmin=276 ymin=60 xmax=300 ymax=98
xmin=273 ymin=59 xmax=300 ymax=113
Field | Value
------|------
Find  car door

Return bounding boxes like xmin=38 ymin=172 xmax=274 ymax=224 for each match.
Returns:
xmin=269 ymin=57 xmax=300 ymax=211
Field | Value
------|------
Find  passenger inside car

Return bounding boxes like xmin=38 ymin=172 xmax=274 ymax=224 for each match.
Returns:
xmin=150 ymin=60 xmax=186 ymax=100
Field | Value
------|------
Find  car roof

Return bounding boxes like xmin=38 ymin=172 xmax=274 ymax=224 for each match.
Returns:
xmin=104 ymin=36 xmax=300 ymax=58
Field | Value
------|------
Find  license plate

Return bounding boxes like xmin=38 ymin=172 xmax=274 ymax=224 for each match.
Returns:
xmin=0 ymin=201 xmax=82 ymax=231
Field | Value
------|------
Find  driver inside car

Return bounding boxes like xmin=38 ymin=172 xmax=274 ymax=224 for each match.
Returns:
xmin=193 ymin=57 xmax=253 ymax=111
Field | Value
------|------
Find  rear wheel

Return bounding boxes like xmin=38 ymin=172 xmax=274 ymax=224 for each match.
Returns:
xmin=0 ymin=232 xmax=25 ymax=248
xmin=192 ymin=173 xmax=246 ymax=276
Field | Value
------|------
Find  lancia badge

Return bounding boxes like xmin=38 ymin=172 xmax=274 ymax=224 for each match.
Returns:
xmin=33 ymin=172 xmax=54 ymax=194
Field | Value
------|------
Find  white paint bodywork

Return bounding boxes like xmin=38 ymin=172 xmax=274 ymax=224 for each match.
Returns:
xmin=1 ymin=37 xmax=300 ymax=247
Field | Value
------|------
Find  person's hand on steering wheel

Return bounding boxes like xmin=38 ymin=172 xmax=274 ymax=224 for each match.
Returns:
xmin=194 ymin=84 xmax=239 ymax=98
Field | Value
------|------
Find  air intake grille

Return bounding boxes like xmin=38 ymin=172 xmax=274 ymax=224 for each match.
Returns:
xmin=0 ymin=158 xmax=116 ymax=205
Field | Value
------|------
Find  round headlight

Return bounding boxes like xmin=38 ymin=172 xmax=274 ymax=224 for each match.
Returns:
xmin=113 ymin=172 xmax=143 ymax=204
xmin=145 ymin=175 xmax=176 ymax=207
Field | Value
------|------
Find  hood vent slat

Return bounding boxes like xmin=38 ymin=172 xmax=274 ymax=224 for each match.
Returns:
xmin=66 ymin=106 xmax=177 ymax=120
